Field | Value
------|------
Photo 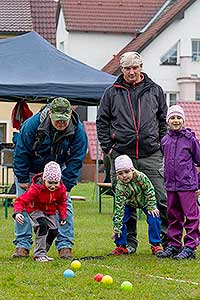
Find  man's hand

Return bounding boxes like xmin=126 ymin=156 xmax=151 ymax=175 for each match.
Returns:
xmin=148 ymin=208 xmax=160 ymax=218
xmin=15 ymin=213 xmax=24 ymax=224
xmin=19 ymin=183 xmax=30 ymax=191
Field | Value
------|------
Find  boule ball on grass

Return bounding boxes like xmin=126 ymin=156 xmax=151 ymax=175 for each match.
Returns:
xmin=94 ymin=273 xmax=104 ymax=282
xmin=70 ymin=260 xmax=81 ymax=270
xmin=121 ymin=281 xmax=133 ymax=291
xmin=63 ymin=269 xmax=75 ymax=278
xmin=101 ymin=275 xmax=113 ymax=285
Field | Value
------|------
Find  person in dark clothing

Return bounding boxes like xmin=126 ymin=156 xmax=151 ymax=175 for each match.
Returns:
xmin=96 ymin=51 xmax=168 ymax=253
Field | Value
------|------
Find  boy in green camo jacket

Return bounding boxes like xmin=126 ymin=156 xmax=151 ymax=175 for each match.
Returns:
xmin=111 ymin=155 xmax=163 ymax=256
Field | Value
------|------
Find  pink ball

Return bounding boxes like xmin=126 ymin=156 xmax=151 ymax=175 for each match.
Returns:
xmin=94 ymin=273 xmax=104 ymax=282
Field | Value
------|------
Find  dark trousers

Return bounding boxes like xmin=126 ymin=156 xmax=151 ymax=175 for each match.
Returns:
xmin=110 ymin=149 xmax=168 ymax=249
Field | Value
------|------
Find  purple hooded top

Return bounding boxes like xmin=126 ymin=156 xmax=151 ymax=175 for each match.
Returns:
xmin=161 ymin=128 xmax=200 ymax=191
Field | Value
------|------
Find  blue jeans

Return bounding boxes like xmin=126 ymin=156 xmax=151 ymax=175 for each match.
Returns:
xmin=114 ymin=205 xmax=161 ymax=246
xmin=13 ymin=175 xmax=74 ymax=250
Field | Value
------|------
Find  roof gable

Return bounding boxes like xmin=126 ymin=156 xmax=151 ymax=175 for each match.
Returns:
xmin=60 ymin=0 xmax=166 ymax=33
xmin=102 ymin=0 xmax=196 ymax=74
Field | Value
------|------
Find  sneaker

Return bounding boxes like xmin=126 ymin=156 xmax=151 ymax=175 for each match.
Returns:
xmin=127 ymin=245 xmax=137 ymax=254
xmin=12 ymin=248 xmax=29 ymax=258
xmin=158 ymin=245 xmax=180 ymax=258
xmin=111 ymin=246 xmax=128 ymax=255
xmin=173 ymin=247 xmax=195 ymax=260
xmin=151 ymin=245 xmax=163 ymax=256
xmin=59 ymin=248 xmax=73 ymax=259
xmin=34 ymin=255 xmax=54 ymax=262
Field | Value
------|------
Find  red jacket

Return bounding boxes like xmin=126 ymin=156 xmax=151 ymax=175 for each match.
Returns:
xmin=14 ymin=174 xmax=67 ymax=220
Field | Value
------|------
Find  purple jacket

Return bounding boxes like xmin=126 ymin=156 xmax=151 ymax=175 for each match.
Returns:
xmin=161 ymin=128 xmax=200 ymax=191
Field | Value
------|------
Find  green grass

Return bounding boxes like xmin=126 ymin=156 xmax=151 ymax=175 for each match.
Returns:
xmin=1 ymin=182 xmax=200 ymax=299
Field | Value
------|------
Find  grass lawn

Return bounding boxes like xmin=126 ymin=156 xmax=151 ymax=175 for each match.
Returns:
xmin=0 ymin=182 xmax=200 ymax=299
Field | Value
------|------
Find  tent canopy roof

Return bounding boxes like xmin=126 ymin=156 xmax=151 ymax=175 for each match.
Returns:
xmin=0 ymin=32 xmax=116 ymax=105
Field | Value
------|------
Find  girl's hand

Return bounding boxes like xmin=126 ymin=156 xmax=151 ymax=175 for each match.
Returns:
xmin=15 ymin=213 xmax=24 ymax=224
xmin=111 ymin=232 xmax=115 ymax=240
xmin=148 ymin=208 xmax=159 ymax=218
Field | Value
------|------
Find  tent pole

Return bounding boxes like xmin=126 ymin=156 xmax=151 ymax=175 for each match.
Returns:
xmin=95 ymin=106 xmax=99 ymax=202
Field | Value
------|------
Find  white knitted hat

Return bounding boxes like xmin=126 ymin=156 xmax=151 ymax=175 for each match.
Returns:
xmin=115 ymin=155 xmax=134 ymax=172
xmin=43 ymin=161 xmax=61 ymax=182
xmin=166 ymin=105 xmax=185 ymax=122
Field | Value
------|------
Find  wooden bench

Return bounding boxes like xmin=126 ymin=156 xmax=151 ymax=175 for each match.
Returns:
xmin=71 ymin=196 xmax=86 ymax=201
xmin=96 ymin=183 xmax=114 ymax=213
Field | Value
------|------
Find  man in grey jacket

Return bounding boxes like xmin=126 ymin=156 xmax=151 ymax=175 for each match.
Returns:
xmin=96 ymin=52 xmax=168 ymax=253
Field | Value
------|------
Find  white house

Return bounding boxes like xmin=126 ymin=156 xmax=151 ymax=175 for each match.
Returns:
xmin=57 ymin=0 xmax=200 ymax=120
xmin=56 ymin=0 xmax=167 ymax=120
xmin=103 ymin=0 xmax=200 ymax=107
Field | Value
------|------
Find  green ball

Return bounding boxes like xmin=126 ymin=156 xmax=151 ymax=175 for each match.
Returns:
xmin=121 ymin=281 xmax=133 ymax=291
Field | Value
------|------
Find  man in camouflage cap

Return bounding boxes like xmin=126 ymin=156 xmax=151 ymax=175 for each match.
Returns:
xmin=13 ymin=96 xmax=87 ymax=259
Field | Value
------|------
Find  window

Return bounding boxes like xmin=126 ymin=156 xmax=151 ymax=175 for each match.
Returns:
xmin=0 ymin=123 xmax=6 ymax=142
xmin=160 ymin=43 xmax=178 ymax=65
xmin=192 ymin=40 xmax=200 ymax=61
xmin=196 ymin=83 xmax=200 ymax=101
xmin=169 ymin=93 xmax=177 ymax=106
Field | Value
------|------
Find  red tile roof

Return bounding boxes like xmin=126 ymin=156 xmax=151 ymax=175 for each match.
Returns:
xmin=178 ymin=101 xmax=200 ymax=141
xmin=0 ymin=0 xmax=56 ymax=45
xmin=60 ymin=0 xmax=165 ymax=33
xmin=102 ymin=0 xmax=196 ymax=74
xmin=83 ymin=121 xmax=103 ymax=161
xmin=30 ymin=0 xmax=56 ymax=45
xmin=0 ymin=0 xmax=32 ymax=32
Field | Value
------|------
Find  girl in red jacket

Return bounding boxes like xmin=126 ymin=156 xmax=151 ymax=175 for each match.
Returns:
xmin=13 ymin=161 xmax=67 ymax=262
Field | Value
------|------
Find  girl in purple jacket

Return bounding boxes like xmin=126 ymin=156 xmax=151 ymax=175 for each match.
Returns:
xmin=159 ymin=105 xmax=200 ymax=259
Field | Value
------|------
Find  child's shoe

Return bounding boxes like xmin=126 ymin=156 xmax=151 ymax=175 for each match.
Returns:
xmin=173 ymin=247 xmax=195 ymax=260
xmin=34 ymin=255 xmax=54 ymax=262
xmin=111 ymin=246 xmax=128 ymax=255
xmin=158 ymin=245 xmax=180 ymax=258
xmin=151 ymin=245 xmax=163 ymax=256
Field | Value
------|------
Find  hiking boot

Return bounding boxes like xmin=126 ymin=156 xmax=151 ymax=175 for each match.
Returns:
xmin=59 ymin=248 xmax=73 ymax=259
xmin=127 ymin=245 xmax=137 ymax=254
xmin=12 ymin=248 xmax=29 ymax=258
xmin=111 ymin=246 xmax=128 ymax=256
xmin=158 ymin=245 xmax=180 ymax=258
xmin=173 ymin=247 xmax=195 ymax=260
xmin=151 ymin=245 xmax=163 ymax=256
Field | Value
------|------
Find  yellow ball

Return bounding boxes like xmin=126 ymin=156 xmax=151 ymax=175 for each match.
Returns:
xmin=102 ymin=275 xmax=113 ymax=285
xmin=70 ymin=260 xmax=81 ymax=270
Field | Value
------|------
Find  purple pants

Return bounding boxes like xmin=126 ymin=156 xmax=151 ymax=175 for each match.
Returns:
xmin=167 ymin=191 xmax=200 ymax=249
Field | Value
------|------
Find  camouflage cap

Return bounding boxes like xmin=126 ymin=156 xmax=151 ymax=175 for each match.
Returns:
xmin=50 ymin=97 xmax=72 ymax=121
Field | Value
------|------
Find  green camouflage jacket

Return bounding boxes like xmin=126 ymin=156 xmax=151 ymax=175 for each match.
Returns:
xmin=113 ymin=170 xmax=157 ymax=234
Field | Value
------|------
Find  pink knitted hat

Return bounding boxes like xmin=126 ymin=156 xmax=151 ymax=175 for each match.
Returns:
xmin=115 ymin=155 xmax=134 ymax=172
xmin=166 ymin=105 xmax=185 ymax=123
xmin=43 ymin=161 xmax=61 ymax=182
